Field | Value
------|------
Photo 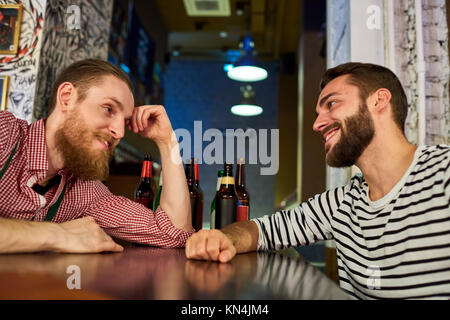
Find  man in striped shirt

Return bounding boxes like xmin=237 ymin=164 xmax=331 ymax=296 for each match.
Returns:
xmin=0 ymin=59 xmax=194 ymax=253
xmin=186 ymin=62 xmax=450 ymax=299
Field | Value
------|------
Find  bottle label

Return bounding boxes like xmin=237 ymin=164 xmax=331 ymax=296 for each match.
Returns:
xmin=237 ymin=205 xmax=249 ymax=221
xmin=215 ymin=198 xmax=237 ymax=229
xmin=210 ymin=210 xmax=215 ymax=230
xmin=221 ymin=176 xmax=234 ymax=185
xmin=216 ymin=178 xmax=222 ymax=191
xmin=141 ymin=161 xmax=152 ymax=178
xmin=194 ymin=164 xmax=200 ymax=181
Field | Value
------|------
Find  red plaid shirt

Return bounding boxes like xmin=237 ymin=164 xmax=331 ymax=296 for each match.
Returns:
xmin=0 ymin=111 xmax=194 ymax=247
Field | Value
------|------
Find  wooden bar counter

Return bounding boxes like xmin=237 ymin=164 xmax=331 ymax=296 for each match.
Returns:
xmin=0 ymin=246 xmax=351 ymax=300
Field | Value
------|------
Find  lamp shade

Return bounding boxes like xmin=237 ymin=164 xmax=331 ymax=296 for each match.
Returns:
xmin=230 ymin=85 xmax=263 ymax=116
xmin=227 ymin=34 xmax=268 ymax=82
xmin=230 ymin=104 xmax=263 ymax=116
xmin=227 ymin=53 xmax=268 ymax=82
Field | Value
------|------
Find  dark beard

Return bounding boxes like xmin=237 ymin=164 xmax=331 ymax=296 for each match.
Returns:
xmin=54 ymin=111 xmax=114 ymax=181
xmin=326 ymin=103 xmax=375 ymax=167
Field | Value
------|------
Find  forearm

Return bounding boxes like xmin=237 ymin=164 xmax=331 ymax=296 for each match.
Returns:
xmin=221 ymin=220 xmax=259 ymax=254
xmin=0 ymin=217 xmax=59 ymax=253
xmin=157 ymin=136 xmax=192 ymax=231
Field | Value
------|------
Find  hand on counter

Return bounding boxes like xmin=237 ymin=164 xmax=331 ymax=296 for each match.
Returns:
xmin=185 ymin=229 xmax=236 ymax=263
xmin=0 ymin=216 xmax=123 ymax=254
xmin=185 ymin=221 xmax=259 ymax=263
xmin=56 ymin=216 xmax=124 ymax=253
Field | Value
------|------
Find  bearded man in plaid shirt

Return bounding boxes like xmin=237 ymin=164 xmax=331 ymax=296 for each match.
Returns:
xmin=0 ymin=59 xmax=194 ymax=253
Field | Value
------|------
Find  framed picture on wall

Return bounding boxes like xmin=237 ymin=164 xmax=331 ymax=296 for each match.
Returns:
xmin=0 ymin=75 xmax=9 ymax=111
xmin=0 ymin=4 xmax=23 ymax=55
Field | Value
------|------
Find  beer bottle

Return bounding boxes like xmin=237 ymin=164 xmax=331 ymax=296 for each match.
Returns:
xmin=153 ymin=171 xmax=163 ymax=211
xmin=214 ymin=163 xmax=238 ymax=229
xmin=193 ymin=158 xmax=204 ymax=231
xmin=235 ymin=158 xmax=250 ymax=221
xmin=210 ymin=169 xmax=224 ymax=229
xmin=185 ymin=160 xmax=201 ymax=230
xmin=135 ymin=154 xmax=154 ymax=209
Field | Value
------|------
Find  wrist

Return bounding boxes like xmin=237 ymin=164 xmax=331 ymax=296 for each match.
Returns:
xmin=43 ymin=222 xmax=65 ymax=252
xmin=157 ymin=136 xmax=182 ymax=165
xmin=156 ymin=138 xmax=176 ymax=151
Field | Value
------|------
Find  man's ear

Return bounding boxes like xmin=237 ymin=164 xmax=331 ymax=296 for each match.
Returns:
xmin=56 ymin=82 xmax=76 ymax=112
xmin=368 ymin=88 xmax=392 ymax=114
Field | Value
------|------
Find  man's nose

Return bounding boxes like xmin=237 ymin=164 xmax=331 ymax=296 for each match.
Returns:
xmin=109 ymin=119 xmax=125 ymax=140
xmin=312 ymin=112 xmax=329 ymax=134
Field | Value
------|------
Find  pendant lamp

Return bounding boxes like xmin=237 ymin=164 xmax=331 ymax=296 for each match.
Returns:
xmin=231 ymin=85 xmax=263 ymax=116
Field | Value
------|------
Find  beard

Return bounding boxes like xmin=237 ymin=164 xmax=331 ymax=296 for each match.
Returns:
xmin=54 ymin=110 xmax=114 ymax=181
xmin=325 ymin=102 xmax=375 ymax=168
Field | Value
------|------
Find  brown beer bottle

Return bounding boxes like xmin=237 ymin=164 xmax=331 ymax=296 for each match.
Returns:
xmin=214 ymin=162 xmax=238 ymax=229
xmin=185 ymin=160 xmax=201 ymax=231
xmin=210 ymin=169 xmax=224 ymax=229
xmin=193 ymin=158 xmax=204 ymax=230
xmin=235 ymin=158 xmax=250 ymax=221
xmin=135 ymin=154 xmax=155 ymax=209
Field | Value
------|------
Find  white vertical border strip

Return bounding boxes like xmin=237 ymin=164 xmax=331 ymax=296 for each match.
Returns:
xmin=387 ymin=0 xmax=396 ymax=72
xmin=414 ymin=0 xmax=426 ymax=146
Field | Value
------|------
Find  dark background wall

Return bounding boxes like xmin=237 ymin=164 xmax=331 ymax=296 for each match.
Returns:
xmin=165 ymin=59 xmax=279 ymax=222
xmin=299 ymin=0 xmax=327 ymax=202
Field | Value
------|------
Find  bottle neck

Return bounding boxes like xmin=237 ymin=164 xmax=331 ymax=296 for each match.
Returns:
xmin=236 ymin=165 xmax=245 ymax=187
xmin=141 ymin=160 xmax=152 ymax=178
xmin=185 ymin=164 xmax=195 ymax=186
xmin=194 ymin=164 xmax=200 ymax=186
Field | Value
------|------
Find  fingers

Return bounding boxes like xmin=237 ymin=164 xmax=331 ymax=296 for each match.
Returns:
xmin=131 ymin=105 xmax=164 ymax=134
xmin=97 ymin=237 xmax=124 ymax=253
xmin=59 ymin=216 xmax=124 ymax=254
xmin=185 ymin=229 xmax=236 ymax=263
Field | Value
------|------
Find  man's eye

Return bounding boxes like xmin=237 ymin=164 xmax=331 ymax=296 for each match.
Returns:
xmin=327 ymin=100 xmax=336 ymax=108
xmin=103 ymin=106 xmax=112 ymax=113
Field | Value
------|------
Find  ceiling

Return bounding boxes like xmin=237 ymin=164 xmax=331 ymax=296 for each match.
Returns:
xmin=153 ymin=0 xmax=302 ymax=61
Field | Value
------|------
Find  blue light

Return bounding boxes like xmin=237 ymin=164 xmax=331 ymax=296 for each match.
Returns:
xmin=223 ymin=64 xmax=234 ymax=72
xmin=120 ymin=63 xmax=130 ymax=74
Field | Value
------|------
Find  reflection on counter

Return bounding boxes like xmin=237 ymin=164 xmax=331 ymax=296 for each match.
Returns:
xmin=0 ymin=247 xmax=351 ymax=300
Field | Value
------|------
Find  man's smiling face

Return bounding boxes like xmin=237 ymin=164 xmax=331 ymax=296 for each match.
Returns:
xmin=55 ymin=75 xmax=134 ymax=180
xmin=313 ymin=75 xmax=375 ymax=168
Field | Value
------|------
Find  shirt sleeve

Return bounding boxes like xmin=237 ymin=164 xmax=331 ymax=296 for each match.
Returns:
xmin=251 ymin=186 xmax=346 ymax=251
xmin=0 ymin=111 xmax=21 ymax=155
xmin=83 ymin=183 xmax=195 ymax=248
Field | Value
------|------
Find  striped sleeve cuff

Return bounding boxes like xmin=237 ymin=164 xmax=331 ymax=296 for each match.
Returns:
xmin=251 ymin=217 xmax=268 ymax=251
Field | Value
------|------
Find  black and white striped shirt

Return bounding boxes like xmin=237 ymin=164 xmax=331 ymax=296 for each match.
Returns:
xmin=253 ymin=145 xmax=450 ymax=299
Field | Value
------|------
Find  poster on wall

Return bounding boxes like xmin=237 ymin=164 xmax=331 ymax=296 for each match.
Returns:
xmin=0 ymin=75 xmax=9 ymax=110
xmin=0 ymin=4 xmax=23 ymax=55
xmin=0 ymin=0 xmax=46 ymax=123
